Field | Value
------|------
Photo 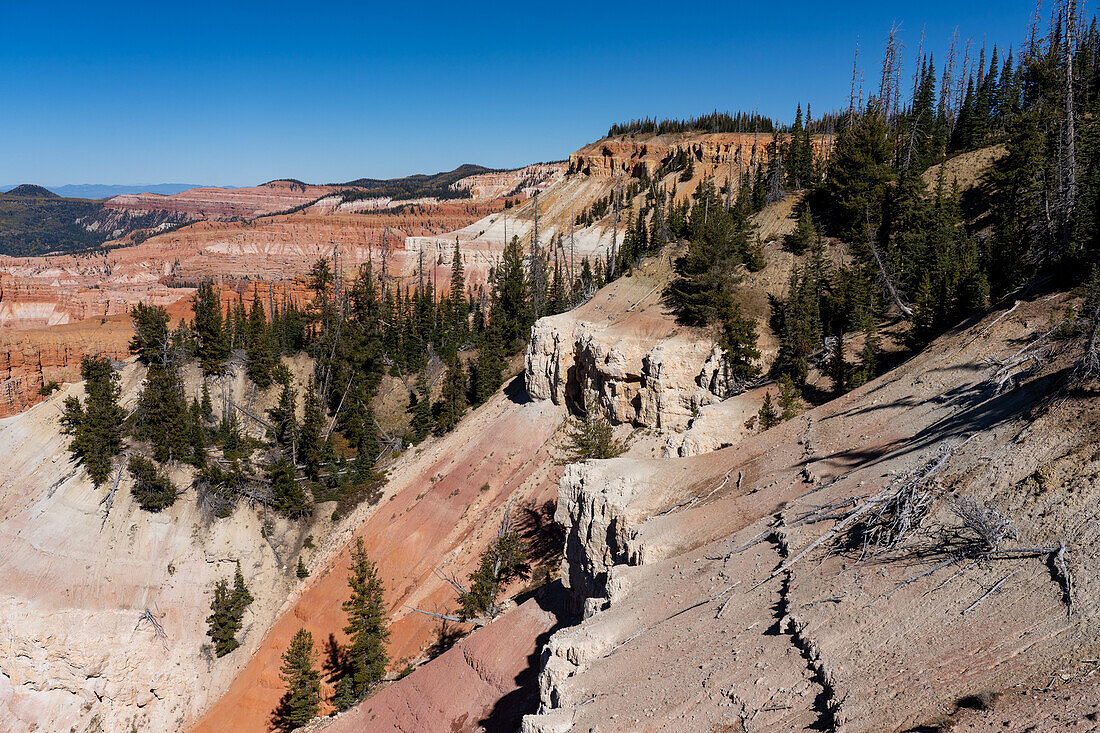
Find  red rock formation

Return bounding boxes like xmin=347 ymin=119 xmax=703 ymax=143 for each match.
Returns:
xmin=102 ymin=180 xmax=344 ymax=223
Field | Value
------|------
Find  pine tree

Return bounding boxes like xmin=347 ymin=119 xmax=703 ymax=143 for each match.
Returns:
xmin=274 ymin=629 xmax=322 ymax=731
xmin=334 ymin=538 xmax=389 ymax=709
xmin=60 ymin=355 xmax=125 ymax=488
xmin=296 ymin=557 xmax=309 ymax=579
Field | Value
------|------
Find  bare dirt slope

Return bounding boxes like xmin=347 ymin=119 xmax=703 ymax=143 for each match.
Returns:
xmin=190 ymin=383 xmax=570 ymax=731
xmin=522 ymin=293 xmax=1100 ymax=732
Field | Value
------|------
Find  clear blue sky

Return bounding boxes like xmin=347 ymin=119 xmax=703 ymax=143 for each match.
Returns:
xmin=0 ymin=1 xmax=1040 ymax=187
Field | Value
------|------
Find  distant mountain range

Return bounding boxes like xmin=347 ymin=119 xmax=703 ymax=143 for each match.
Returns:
xmin=0 ymin=183 xmax=236 ymax=200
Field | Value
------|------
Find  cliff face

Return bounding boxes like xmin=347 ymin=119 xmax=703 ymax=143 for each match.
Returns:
xmin=523 ymin=294 xmax=1100 ymax=732
xmin=0 ymin=355 xmax=316 ymax=732
xmin=524 ymin=255 xmax=738 ymax=431
xmin=569 ymin=131 xmax=835 ymax=179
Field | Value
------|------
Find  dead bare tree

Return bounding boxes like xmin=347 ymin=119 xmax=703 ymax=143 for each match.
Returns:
xmin=136 ymin=606 xmax=168 ymax=649
xmin=865 ymin=210 xmax=913 ymax=317
xmin=100 ymin=452 xmax=131 ymax=530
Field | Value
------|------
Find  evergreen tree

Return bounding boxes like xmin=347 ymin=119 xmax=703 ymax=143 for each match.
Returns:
xmin=246 ymin=293 xmax=275 ymax=389
xmin=127 ymin=454 xmax=178 ymax=512
xmin=823 ymin=112 xmax=893 ymax=242
xmin=206 ymin=577 xmax=242 ymax=657
xmin=200 ymin=379 xmax=214 ymax=421
xmin=334 ymin=538 xmax=389 ymax=708
xmin=716 ymin=299 xmax=761 ymax=385
xmin=435 ymin=354 xmax=468 ymax=434
xmin=270 ymin=457 xmax=311 ymax=518
xmin=407 ymin=386 xmax=434 ymax=444
xmin=299 ymin=382 xmax=325 ymax=480
xmin=778 ymin=374 xmax=802 ymax=420
xmin=829 ymin=335 xmax=848 ymax=396
xmin=493 ymin=235 xmax=531 ymax=348
xmin=134 ymin=363 xmax=192 ymax=464
xmin=457 ymin=524 xmax=530 ymax=620
xmin=296 ymin=557 xmax=309 ymax=579
xmin=757 ymin=391 xmax=780 ymax=431
xmin=664 ymin=177 xmax=754 ymax=325
xmin=445 ymin=239 xmax=468 ymax=353
xmin=472 ymin=325 xmax=505 ymax=405
xmin=231 ymin=560 xmax=254 ymax=617
xmin=560 ymin=406 xmax=629 ymax=462
xmin=60 ymin=355 xmax=125 ymax=488
xmin=129 ymin=303 xmax=171 ymax=367
xmin=192 ymin=281 xmax=229 ymax=376
xmin=274 ymin=629 xmax=322 ymax=731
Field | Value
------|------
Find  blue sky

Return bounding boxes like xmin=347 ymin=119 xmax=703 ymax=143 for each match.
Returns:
xmin=0 ymin=1 xmax=1040 ymax=187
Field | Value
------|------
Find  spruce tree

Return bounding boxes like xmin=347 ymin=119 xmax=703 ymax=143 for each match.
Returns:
xmin=493 ymin=235 xmax=531 ymax=348
xmin=274 ymin=629 xmax=322 ymax=731
xmin=269 ymin=457 xmax=311 ymax=518
xmin=129 ymin=303 xmax=171 ymax=367
xmin=435 ymin=354 xmax=468 ymax=434
xmin=206 ymin=577 xmax=242 ymax=657
xmin=778 ymin=374 xmax=802 ymax=420
xmin=334 ymin=538 xmax=389 ymax=708
xmin=192 ymin=281 xmax=229 ymax=376
xmin=757 ymin=391 xmax=780 ymax=431
xmin=472 ymin=325 xmax=505 ymax=405
xmin=231 ymin=560 xmax=254 ymax=617
xmin=128 ymin=454 xmax=178 ymax=512
xmin=246 ymin=293 xmax=275 ymax=389
xmin=134 ymin=363 xmax=192 ymax=464
xmin=560 ymin=407 xmax=628 ymax=462
xmin=299 ymin=382 xmax=325 ymax=480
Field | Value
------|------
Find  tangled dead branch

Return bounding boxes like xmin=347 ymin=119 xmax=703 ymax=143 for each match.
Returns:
xmin=839 ymin=441 xmax=967 ymax=558
xmin=136 ymin=606 xmax=168 ymax=649
xmin=949 ymin=496 xmax=1018 ymax=555
xmin=985 ymin=326 xmax=1056 ymax=394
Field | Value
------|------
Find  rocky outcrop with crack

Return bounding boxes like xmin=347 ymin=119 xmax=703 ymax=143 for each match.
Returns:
xmin=524 ymin=294 xmax=1100 ymax=732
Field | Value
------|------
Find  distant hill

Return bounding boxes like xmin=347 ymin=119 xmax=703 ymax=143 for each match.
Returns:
xmin=3 ymin=184 xmax=59 ymax=198
xmin=335 ymin=164 xmax=493 ymax=202
xmin=51 ymin=183 xmax=225 ymax=199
